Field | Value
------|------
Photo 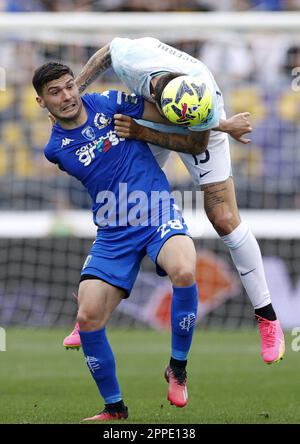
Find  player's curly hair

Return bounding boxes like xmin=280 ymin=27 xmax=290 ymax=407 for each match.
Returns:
xmin=32 ymin=62 xmax=74 ymax=95
xmin=153 ymin=72 xmax=185 ymax=108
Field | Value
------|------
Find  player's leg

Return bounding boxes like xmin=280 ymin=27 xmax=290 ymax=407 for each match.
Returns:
xmin=154 ymin=233 xmax=198 ymax=407
xmin=203 ymin=177 xmax=285 ymax=363
xmin=76 ymin=277 xmax=128 ymax=421
xmin=157 ymin=235 xmax=198 ymax=360
xmin=76 ymin=231 xmax=144 ymax=421
xmin=179 ymin=131 xmax=285 ymax=364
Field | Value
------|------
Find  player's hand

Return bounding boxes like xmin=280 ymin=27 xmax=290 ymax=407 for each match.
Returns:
xmin=223 ymin=112 xmax=252 ymax=144
xmin=114 ymin=114 xmax=143 ymax=139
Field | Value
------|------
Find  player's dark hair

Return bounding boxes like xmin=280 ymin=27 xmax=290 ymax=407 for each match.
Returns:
xmin=32 ymin=62 xmax=74 ymax=95
xmin=153 ymin=72 xmax=185 ymax=108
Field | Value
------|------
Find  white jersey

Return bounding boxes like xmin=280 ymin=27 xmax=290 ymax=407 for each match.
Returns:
xmin=110 ymin=37 xmax=222 ymax=133
xmin=110 ymin=37 xmax=231 ymax=187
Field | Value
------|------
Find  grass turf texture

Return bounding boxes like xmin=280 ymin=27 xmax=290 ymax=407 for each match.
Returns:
xmin=0 ymin=328 xmax=299 ymax=424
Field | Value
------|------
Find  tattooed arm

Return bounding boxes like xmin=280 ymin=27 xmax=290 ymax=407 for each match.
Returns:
xmin=126 ymin=124 xmax=210 ymax=155
xmin=75 ymin=44 xmax=112 ymax=94
xmin=114 ymin=101 xmax=210 ymax=155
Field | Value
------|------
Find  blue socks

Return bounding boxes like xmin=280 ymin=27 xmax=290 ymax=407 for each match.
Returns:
xmin=79 ymin=284 xmax=198 ymax=405
xmin=79 ymin=327 xmax=122 ymax=404
xmin=171 ymin=283 xmax=198 ymax=361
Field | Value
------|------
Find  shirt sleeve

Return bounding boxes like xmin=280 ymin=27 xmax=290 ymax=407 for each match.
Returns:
xmin=92 ymin=90 xmax=145 ymax=120
xmin=110 ymin=37 xmax=129 ymax=62
xmin=115 ymin=90 xmax=145 ymax=118
xmin=110 ymin=37 xmax=157 ymax=66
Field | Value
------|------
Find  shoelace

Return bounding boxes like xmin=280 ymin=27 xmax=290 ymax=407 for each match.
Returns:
xmin=257 ymin=318 xmax=277 ymax=347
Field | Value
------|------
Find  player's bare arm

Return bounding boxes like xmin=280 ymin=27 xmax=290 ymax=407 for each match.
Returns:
xmin=215 ymin=112 xmax=252 ymax=144
xmin=75 ymin=43 xmax=112 ymax=94
xmin=115 ymin=100 xmax=210 ymax=155
xmin=114 ymin=118 xmax=210 ymax=156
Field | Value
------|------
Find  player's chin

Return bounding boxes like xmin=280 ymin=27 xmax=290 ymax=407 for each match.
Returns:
xmin=59 ymin=104 xmax=80 ymax=119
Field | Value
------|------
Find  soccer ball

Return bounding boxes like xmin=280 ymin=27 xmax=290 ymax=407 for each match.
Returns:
xmin=160 ymin=75 xmax=213 ymax=126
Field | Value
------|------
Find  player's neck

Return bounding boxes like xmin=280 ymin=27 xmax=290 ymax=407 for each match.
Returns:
xmin=56 ymin=102 xmax=88 ymax=130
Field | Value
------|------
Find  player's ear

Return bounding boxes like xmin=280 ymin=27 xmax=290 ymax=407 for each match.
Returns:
xmin=36 ymin=96 xmax=46 ymax=108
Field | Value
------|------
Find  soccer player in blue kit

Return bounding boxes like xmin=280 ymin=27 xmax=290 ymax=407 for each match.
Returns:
xmin=71 ymin=37 xmax=285 ymax=365
xmin=33 ymin=62 xmax=202 ymax=421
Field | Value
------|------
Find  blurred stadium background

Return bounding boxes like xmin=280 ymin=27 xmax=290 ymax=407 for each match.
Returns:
xmin=1 ymin=1 xmax=300 ymax=333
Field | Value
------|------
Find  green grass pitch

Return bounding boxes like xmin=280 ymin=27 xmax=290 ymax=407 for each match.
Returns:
xmin=0 ymin=328 xmax=299 ymax=424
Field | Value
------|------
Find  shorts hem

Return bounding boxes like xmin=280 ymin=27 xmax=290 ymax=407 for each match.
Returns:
xmin=80 ymin=272 xmax=130 ymax=298
xmin=200 ymin=172 xmax=232 ymax=187
xmin=154 ymin=232 xmax=192 ymax=277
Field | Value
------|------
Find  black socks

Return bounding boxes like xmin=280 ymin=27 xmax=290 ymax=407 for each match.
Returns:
xmin=170 ymin=357 xmax=187 ymax=369
xmin=105 ymin=400 xmax=126 ymax=412
xmin=255 ymin=303 xmax=277 ymax=321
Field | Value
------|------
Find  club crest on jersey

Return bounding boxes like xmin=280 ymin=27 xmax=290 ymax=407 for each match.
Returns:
xmin=81 ymin=126 xmax=95 ymax=141
xmin=94 ymin=113 xmax=112 ymax=130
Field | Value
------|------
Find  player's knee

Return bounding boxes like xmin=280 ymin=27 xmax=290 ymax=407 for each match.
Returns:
xmin=207 ymin=208 xmax=238 ymax=236
xmin=77 ymin=310 xmax=105 ymax=331
xmin=169 ymin=266 xmax=195 ymax=287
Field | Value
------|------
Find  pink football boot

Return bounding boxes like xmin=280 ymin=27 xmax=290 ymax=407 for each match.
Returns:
xmin=83 ymin=406 xmax=128 ymax=422
xmin=63 ymin=322 xmax=81 ymax=350
xmin=164 ymin=365 xmax=188 ymax=408
xmin=256 ymin=315 xmax=285 ymax=364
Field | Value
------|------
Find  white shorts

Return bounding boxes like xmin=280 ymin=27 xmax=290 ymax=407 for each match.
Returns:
xmin=149 ymin=129 xmax=231 ymax=187
xmin=148 ymin=94 xmax=231 ymax=187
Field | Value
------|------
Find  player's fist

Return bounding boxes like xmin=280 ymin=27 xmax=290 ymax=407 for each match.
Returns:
xmin=114 ymin=114 xmax=143 ymax=140
xmin=222 ymin=112 xmax=252 ymax=144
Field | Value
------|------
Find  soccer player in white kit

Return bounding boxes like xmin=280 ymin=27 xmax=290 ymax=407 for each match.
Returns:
xmin=64 ymin=37 xmax=285 ymax=365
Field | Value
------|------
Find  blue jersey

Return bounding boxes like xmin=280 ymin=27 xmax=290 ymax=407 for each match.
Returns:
xmin=44 ymin=91 xmax=174 ymax=229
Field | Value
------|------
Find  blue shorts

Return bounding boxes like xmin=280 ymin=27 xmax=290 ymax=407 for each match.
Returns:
xmin=81 ymin=216 xmax=190 ymax=297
